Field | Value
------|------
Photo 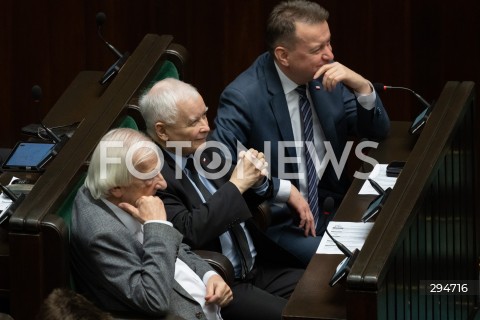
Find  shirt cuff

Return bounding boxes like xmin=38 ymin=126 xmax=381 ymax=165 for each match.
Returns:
xmin=203 ymin=270 xmax=219 ymax=285
xmin=354 ymin=81 xmax=376 ymax=110
xmin=144 ymin=220 xmax=173 ymax=227
xmin=274 ymin=179 xmax=291 ymax=203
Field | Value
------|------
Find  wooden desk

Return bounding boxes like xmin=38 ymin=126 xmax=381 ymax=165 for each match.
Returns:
xmin=283 ymin=121 xmax=416 ymax=320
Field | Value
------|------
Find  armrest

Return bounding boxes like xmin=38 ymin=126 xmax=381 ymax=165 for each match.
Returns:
xmin=194 ymin=250 xmax=234 ymax=286
xmin=251 ymin=201 xmax=272 ymax=232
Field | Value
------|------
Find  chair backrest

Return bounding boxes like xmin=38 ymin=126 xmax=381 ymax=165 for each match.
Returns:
xmin=55 ymin=114 xmax=141 ymax=231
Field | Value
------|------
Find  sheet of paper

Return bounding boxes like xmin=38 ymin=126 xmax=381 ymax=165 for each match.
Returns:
xmin=0 ymin=195 xmax=13 ymax=213
xmin=0 ymin=177 xmax=20 ymax=214
xmin=358 ymin=164 xmax=397 ymax=195
xmin=316 ymin=221 xmax=374 ymax=254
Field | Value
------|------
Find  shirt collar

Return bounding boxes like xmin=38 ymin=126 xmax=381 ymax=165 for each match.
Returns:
xmin=165 ymin=149 xmax=190 ymax=171
xmin=274 ymin=61 xmax=301 ymax=95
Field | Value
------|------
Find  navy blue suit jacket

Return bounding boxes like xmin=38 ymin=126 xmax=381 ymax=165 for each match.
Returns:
xmin=211 ymin=52 xmax=390 ymax=202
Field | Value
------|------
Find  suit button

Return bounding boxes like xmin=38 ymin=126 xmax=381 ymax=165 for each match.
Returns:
xmin=195 ymin=311 xmax=203 ymax=318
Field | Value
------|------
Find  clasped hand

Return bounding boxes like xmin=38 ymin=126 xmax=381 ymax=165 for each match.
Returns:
xmin=230 ymin=148 xmax=269 ymax=194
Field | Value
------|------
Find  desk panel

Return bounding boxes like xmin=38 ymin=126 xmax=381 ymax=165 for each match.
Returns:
xmin=283 ymin=121 xmax=415 ymax=320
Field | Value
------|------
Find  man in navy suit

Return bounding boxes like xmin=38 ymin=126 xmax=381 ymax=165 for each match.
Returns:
xmin=210 ymin=0 xmax=391 ymax=266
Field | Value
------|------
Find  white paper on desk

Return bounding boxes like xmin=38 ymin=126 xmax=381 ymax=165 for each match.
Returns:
xmin=358 ymin=164 xmax=397 ymax=195
xmin=0 ymin=195 xmax=13 ymax=213
xmin=0 ymin=177 xmax=19 ymax=213
xmin=316 ymin=221 xmax=374 ymax=254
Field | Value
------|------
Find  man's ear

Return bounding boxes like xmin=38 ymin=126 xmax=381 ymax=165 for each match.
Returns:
xmin=109 ymin=186 xmax=123 ymax=199
xmin=155 ymin=122 xmax=169 ymax=142
xmin=274 ymin=46 xmax=290 ymax=67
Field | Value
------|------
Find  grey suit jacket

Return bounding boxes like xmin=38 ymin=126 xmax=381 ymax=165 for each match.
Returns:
xmin=70 ymin=186 xmax=214 ymax=319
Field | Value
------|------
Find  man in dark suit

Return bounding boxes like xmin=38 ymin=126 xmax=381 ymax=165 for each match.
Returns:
xmin=210 ymin=0 xmax=391 ymax=266
xmin=70 ymin=128 xmax=232 ymax=319
xmin=139 ymin=78 xmax=304 ymax=320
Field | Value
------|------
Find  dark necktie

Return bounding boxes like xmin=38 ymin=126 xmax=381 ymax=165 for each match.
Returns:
xmin=185 ymin=157 xmax=212 ymax=201
xmin=185 ymin=157 xmax=254 ymax=279
xmin=295 ymin=85 xmax=320 ymax=227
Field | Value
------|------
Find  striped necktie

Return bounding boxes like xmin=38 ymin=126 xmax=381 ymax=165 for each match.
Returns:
xmin=295 ymin=85 xmax=320 ymax=227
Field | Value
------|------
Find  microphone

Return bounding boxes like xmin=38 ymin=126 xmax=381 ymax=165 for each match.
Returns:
xmin=373 ymin=82 xmax=431 ymax=110
xmin=361 ymin=179 xmax=392 ymax=222
xmin=321 ymin=197 xmax=360 ymax=287
xmin=0 ymin=184 xmax=18 ymax=202
xmin=29 ymin=85 xmax=62 ymax=143
xmin=321 ymin=197 xmax=353 ymax=257
xmin=40 ymin=123 xmax=61 ymax=144
xmin=31 ymin=84 xmax=42 ymax=102
xmin=96 ymin=12 xmax=129 ymax=85
xmin=0 ymin=184 xmax=26 ymax=225
xmin=96 ymin=12 xmax=122 ymax=58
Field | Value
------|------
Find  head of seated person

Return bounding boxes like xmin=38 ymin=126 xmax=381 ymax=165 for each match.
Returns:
xmin=36 ymin=288 xmax=113 ymax=320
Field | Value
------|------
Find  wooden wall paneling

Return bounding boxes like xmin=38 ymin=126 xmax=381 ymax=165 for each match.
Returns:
xmin=1 ymin=0 xmax=480 ymax=160
xmin=0 ymin=1 xmax=14 ymax=149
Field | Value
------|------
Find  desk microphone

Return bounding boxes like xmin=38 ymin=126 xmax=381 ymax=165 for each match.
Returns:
xmin=373 ymin=82 xmax=431 ymax=109
xmin=0 ymin=184 xmax=26 ymax=225
xmin=321 ymin=197 xmax=360 ymax=287
xmin=96 ymin=12 xmax=129 ymax=84
xmin=0 ymin=184 xmax=18 ymax=202
xmin=31 ymin=84 xmax=42 ymax=102
xmin=29 ymin=85 xmax=62 ymax=143
xmin=322 ymin=197 xmax=353 ymax=258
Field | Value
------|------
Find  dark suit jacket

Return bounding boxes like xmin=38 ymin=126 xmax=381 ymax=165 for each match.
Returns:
xmin=71 ymin=186 xmax=214 ymax=319
xmin=157 ymin=148 xmax=303 ymax=267
xmin=210 ymin=51 xmax=391 ymax=202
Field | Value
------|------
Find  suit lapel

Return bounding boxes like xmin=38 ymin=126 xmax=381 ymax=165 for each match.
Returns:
xmin=162 ymin=150 xmax=204 ymax=205
xmin=263 ymin=54 xmax=296 ymax=156
xmin=160 ymin=148 xmax=224 ymax=252
xmin=309 ymin=82 xmax=340 ymax=148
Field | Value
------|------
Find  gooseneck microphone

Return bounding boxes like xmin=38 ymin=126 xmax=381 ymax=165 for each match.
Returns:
xmin=373 ymin=82 xmax=431 ymax=109
xmin=322 ymin=197 xmax=353 ymax=258
xmin=96 ymin=12 xmax=129 ymax=85
xmin=0 ymin=183 xmax=26 ymax=225
xmin=0 ymin=184 xmax=18 ymax=202
xmin=31 ymin=84 xmax=42 ymax=102
xmin=31 ymin=85 xmax=62 ymax=143
xmin=321 ymin=197 xmax=361 ymax=287
xmin=96 ymin=12 xmax=123 ymax=59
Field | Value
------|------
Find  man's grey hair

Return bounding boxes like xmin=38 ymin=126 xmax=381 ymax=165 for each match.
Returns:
xmin=139 ymin=78 xmax=201 ymax=140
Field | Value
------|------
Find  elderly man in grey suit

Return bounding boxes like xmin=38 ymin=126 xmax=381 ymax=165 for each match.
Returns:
xmin=70 ymin=128 xmax=232 ymax=319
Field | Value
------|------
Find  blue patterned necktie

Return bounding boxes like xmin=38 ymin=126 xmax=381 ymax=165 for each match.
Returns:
xmin=295 ymin=85 xmax=320 ymax=227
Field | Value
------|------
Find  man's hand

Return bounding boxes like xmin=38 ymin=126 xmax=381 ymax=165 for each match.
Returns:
xmin=230 ymin=148 xmax=269 ymax=193
xmin=118 ymin=196 xmax=167 ymax=223
xmin=314 ymin=61 xmax=372 ymax=94
xmin=287 ymin=185 xmax=316 ymax=237
xmin=205 ymin=274 xmax=233 ymax=307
